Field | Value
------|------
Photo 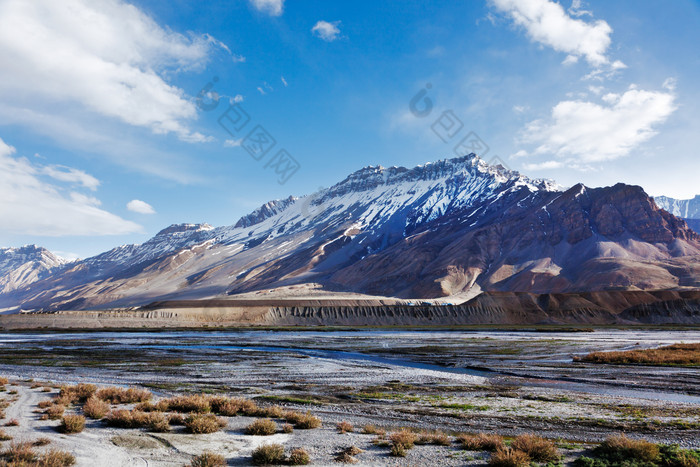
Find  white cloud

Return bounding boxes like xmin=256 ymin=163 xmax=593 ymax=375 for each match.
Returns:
xmin=490 ymin=0 xmax=616 ymax=67
xmin=224 ymin=138 xmax=243 ymax=147
xmin=312 ymin=21 xmax=342 ymax=42
xmin=520 ymin=86 xmax=676 ymax=162
xmin=256 ymin=87 xmax=266 ymax=95
xmin=249 ymin=0 xmax=284 ymax=16
xmin=0 ymin=0 xmax=225 ymax=143
xmin=523 ymin=160 xmax=564 ymax=170
xmin=512 ymin=105 xmax=528 ymax=114
xmin=231 ymin=95 xmax=244 ymax=104
xmin=41 ymin=166 xmax=100 ymax=191
xmin=126 ymin=199 xmax=156 ymax=215
xmin=281 ymin=76 xmax=288 ymax=87
xmin=0 ymin=137 xmax=141 ymax=236
xmin=232 ymin=54 xmax=246 ymax=63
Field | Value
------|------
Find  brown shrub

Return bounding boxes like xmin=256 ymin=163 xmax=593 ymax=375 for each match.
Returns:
xmin=457 ymin=433 xmax=505 ymax=452
xmin=246 ymin=418 xmax=277 ymax=436
xmin=596 ymin=434 xmax=660 ymax=463
xmin=161 ymin=395 xmax=210 ymax=414
xmin=45 ymin=405 xmax=65 ymax=420
xmin=146 ymin=412 xmax=170 ymax=433
xmin=361 ymin=424 xmax=385 ymax=435
xmin=134 ymin=401 xmax=156 ymax=412
xmin=290 ymin=412 xmax=321 ymax=429
xmin=106 ymin=409 xmax=148 ymax=428
xmin=83 ymin=396 xmax=109 ymax=420
xmin=59 ymin=384 xmax=97 ymax=403
xmin=42 ymin=387 xmax=53 ymax=393
xmin=389 ymin=429 xmax=417 ymax=450
xmin=96 ymin=387 xmax=151 ymax=404
xmin=0 ymin=377 xmax=8 ymax=386
xmin=288 ymin=448 xmax=311 ymax=465
xmin=189 ymin=451 xmax=226 ymax=467
xmin=416 ymin=430 xmax=451 ymax=446
xmin=511 ymin=433 xmax=560 ymax=462
xmin=32 ymin=438 xmax=51 ymax=447
xmin=168 ymin=413 xmax=186 ymax=426
xmin=238 ymin=398 xmax=260 ymax=416
xmin=4 ymin=418 xmax=19 ymax=427
xmin=489 ymin=447 xmax=531 ymax=467
xmin=335 ymin=446 xmax=363 ymax=463
xmin=337 ymin=421 xmax=354 ymax=434
xmin=576 ymin=343 xmax=700 ymax=366
xmin=40 ymin=449 xmax=77 ymax=467
xmin=282 ymin=423 xmax=294 ymax=433
xmin=256 ymin=405 xmax=284 ymax=419
xmin=0 ymin=429 xmax=12 ymax=441
xmin=184 ymin=414 xmax=224 ymax=434
xmin=390 ymin=443 xmax=406 ymax=457
xmin=251 ymin=444 xmax=284 ymax=466
xmin=59 ymin=415 xmax=85 ymax=434
xmin=3 ymin=441 xmax=36 ymax=463
xmin=37 ymin=400 xmax=55 ymax=409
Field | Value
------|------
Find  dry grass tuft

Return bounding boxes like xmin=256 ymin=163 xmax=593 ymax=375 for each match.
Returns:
xmin=246 ymin=418 xmax=277 ymax=436
xmin=389 ymin=429 xmax=417 ymax=450
xmin=189 ymin=451 xmax=226 ymax=467
xmin=59 ymin=415 xmax=85 ymax=434
xmin=2 ymin=442 xmax=36 ymax=463
xmin=288 ymin=448 xmax=311 ymax=465
xmin=457 ymin=432 xmax=505 ymax=452
xmin=335 ymin=446 xmax=363 ymax=463
xmin=160 ymin=395 xmax=210 ymax=414
xmin=361 ymin=424 xmax=385 ymax=435
xmin=45 ymin=405 xmax=65 ymax=420
xmin=284 ymin=411 xmax=321 ymax=429
xmin=96 ymin=387 xmax=151 ymax=404
xmin=336 ymin=421 xmax=354 ymax=434
xmin=576 ymin=343 xmax=700 ymax=366
xmin=4 ymin=419 xmax=19 ymax=427
xmin=37 ymin=400 xmax=54 ymax=409
xmin=184 ymin=414 xmax=225 ymax=434
xmin=0 ymin=378 xmax=8 ymax=386
xmin=489 ymin=447 xmax=531 ymax=467
xmin=511 ymin=433 xmax=559 ymax=462
xmin=594 ymin=434 xmax=660 ymax=463
xmin=83 ymin=396 xmax=109 ymax=420
xmin=59 ymin=384 xmax=97 ymax=403
xmin=40 ymin=449 xmax=77 ymax=466
xmin=32 ymin=438 xmax=51 ymax=447
xmin=416 ymin=430 xmax=451 ymax=446
xmin=251 ymin=444 xmax=285 ymax=466
xmin=390 ymin=443 xmax=406 ymax=457
xmin=282 ymin=423 xmax=294 ymax=434
xmin=0 ymin=429 xmax=11 ymax=441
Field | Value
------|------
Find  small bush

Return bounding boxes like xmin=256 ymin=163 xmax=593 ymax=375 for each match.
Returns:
xmin=335 ymin=446 xmax=362 ymax=463
xmin=33 ymin=438 xmax=51 ymax=446
xmin=59 ymin=415 xmax=85 ymax=434
xmin=490 ymin=447 xmax=531 ymax=467
xmin=390 ymin=443 xmax=407 ymax=457
xmin=59 ymin=384 xmax=97 ymax=403
xmin=106 ymin=410 xmax=147 ymax=428
xmin=38 ymin=400 xmax=55 ymax=409
xmin=0 ymin=429 xmax=11 ymax=441
xmin=288 ymin=448 xmax=311 ymax=465
xmin=96 ymin=387 xmax=151 ymax=404
xmin=0 ymin=377 xmax=8 ymax=386
xmin=5 ymin=419 xmax=19 ymax=427
xmin=457 ymin=433 xmax=505 ymax=452
xmin=282 ymin=423 xmax=293 ymax=433
xmin=597 ymin=434 xmax=660 ymax=463
xmin=185 ymin=414 xmax=225 ymax=434
xmin=146 ymin=412 xmax=170 ymax=433
xmin=45 ymin=404 xmax=65 ymax=420
xmin=41 ymin=449 xmax=77 ymax=467
xmin=659 ymin=444 xmax=700 ymax=467
xmin=291 ymin=412 xmax=321 ymax=430
xmin=389 ymin=429 xmax=417 ymax=450
xmin=251 ymin=443 xmax=285 ymax=466
xmin=416 ymin=430 xmax=451 ymax=446
xmin=3 ymin=442 xmax=36 ymax=463
xmin=42 ymin=387 xmax=52 ymax=393
xmin=168 ymin=413 xmax=186 ymax=426
xmin=161 ymin=395 xmax=210 ymax=413
xmin=83 ymin=396 xmax=109 ymax=420
xmin=189 ymin=451 xmax=226 ymax=467
xmin=362 ymin=424 xmax=385 ymax=435
xmin=511 ymin=433 xmax=559 ymax=462
xmin=337 ymin=421 xmax=354 ymax=433
xmin=246 ymin=418 xmax=277 ymax=436
xmin=257 ymin=405 xmax=284 ymax=419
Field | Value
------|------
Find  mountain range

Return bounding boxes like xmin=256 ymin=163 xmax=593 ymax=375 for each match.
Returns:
xmin=1 ymin=154 xmax=699 ymax=313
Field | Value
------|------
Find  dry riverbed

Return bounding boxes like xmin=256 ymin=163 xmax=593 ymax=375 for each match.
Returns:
xmin=0 ymin=329 xmax=698 ymax=466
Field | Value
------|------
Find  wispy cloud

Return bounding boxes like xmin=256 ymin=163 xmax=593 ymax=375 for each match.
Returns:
xmin=249 ymin=0 xmax=284 ymax=16
xmin=0 ymin=136 xmax=141 ymax=236
xmin=0 ymin=0 xmax=225 ymax=143
xmin=518 ymin=85 xmax=676 ymax=163
xmin=312 ymin=21 xmax=342 ymax=42
xmin=490 ymin=0 xmax=619 ymax=69
xmin=126 ymin=199 xmax=156 ymax=215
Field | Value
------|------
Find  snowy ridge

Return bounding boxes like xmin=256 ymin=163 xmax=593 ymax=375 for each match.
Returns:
xmin=655 ymin=195 xmax=700 ymax=220
xmin=0 ymin=245 xmax=67 ymax=294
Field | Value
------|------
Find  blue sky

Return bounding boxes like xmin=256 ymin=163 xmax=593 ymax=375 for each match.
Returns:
xmin=0 ymin=0 xmax=698 ymax=259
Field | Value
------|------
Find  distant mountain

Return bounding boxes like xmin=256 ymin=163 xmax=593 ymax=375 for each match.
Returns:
xmin=0 ymin=246 xmax=67 ymax=296
xmin=1 ymin=154 xmax=699 ymax=312
xmin=654 ymin=195 xmax=700 ymax=234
